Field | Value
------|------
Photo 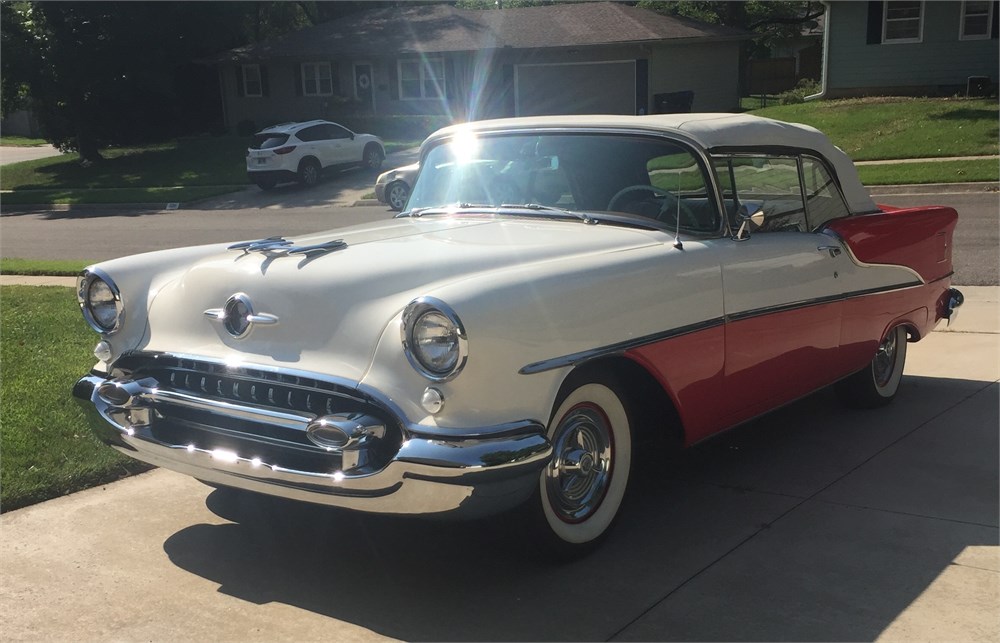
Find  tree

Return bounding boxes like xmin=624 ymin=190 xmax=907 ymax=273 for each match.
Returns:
xmin=0 ymin=1 xmax=339 ymax=162
xmin=636 ymin=1 xmax=824 ymax=54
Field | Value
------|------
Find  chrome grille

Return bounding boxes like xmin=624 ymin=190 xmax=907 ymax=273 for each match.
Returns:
xmin=111 ymin=352 xmax=401 ymax=473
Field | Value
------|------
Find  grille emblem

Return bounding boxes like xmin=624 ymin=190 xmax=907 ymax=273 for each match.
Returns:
xmin=204 ymin=293 xmax=279 ymax=338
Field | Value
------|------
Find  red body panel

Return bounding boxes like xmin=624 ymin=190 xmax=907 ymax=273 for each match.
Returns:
xmin=626 ymin=282 xmax=951 ymax=447
xmin=826 ymin=206 xmax=958 ymax=283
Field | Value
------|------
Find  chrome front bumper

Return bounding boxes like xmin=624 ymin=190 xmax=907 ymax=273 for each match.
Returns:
xmin=74 ymin=372 xmax=551 ymax=518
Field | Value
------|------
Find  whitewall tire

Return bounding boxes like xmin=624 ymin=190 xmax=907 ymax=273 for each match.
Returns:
xmin=836 ymin=326 xmax=908 ymax=408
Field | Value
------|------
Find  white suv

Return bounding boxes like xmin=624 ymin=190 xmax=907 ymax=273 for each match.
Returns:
xmin=246 ymin=120 xmax=385 ymax=190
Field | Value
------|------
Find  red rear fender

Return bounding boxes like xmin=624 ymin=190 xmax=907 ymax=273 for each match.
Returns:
xmin=826 ymin=206 xmax=958 ymax=284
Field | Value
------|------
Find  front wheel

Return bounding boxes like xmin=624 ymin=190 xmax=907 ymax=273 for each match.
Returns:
xmin=836 ymin=326 xmax=908 ymax=408
xmin=524 ymin=379 xmax=632 ymax=559
xmin=386 ymin=181 xmax=410 ymax=211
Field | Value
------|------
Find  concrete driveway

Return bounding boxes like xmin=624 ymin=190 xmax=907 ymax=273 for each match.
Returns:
xmin=1 ymin=290 xmax=996 ymax=641
xmin=0 ymin=144 xmax=62 ymax=166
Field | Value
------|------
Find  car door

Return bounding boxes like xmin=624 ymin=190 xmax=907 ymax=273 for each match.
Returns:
xmin=713 ymin=155 xmax=854 ymax=426
xmin=326 ymin=123 xmax=358 ymax=165
xmin=294 ymin=124 xmax=328 ymax=167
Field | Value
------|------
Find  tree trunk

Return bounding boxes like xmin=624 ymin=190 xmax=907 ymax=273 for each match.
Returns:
xmin=75 ymin=129 xmax=104 ymax=164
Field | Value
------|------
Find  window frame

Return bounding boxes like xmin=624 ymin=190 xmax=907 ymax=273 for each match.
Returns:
xmin=397 ymin=58 xmax=446 ymax=100
xmin=301 ymin=62 xmax=333 ymax=97
xmin=711 ymin=152 xmax=852 ymax=234
xmin=959 ymin=0 xmax=993 ymax=40
xmin=242 ymin=64 xmax=263 ymax=98
xmin=882 ymin=0 xmax=925 ymax=44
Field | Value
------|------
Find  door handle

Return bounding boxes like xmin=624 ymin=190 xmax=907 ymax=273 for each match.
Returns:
xmin=817 ymin=245 xmax=842 ymax=258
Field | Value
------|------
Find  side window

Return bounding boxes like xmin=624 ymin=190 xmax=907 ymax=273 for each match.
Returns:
xmin=328 ymin=124 xmax=352 ymax=140
xmin=296 ymin=125 xmax=322 ymax=142
xmin=802 ymin=157 xmax=850 ymax=229
xmin=727 ymin=156 xmax=807 ymax=233
xmin=645 ymin=151 xmax=718 ymax=233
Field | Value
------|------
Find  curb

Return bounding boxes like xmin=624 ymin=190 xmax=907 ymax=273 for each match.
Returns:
xmin=867 ymin=182 xmax=999 ymax=195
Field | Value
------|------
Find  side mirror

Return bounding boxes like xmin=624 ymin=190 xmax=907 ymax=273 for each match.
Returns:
xmin=733 ymin=205 xmax=765 ymax=241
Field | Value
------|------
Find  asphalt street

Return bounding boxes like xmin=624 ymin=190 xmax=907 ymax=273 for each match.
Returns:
xmin=1 ymin=177 xmax=997 ymax=286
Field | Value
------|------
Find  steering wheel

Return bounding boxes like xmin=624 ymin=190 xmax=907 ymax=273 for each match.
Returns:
xmin=606 ymin=185 xmax=696 ymax=227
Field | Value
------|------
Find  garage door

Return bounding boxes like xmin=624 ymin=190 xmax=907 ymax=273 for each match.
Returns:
xmin=516 ymin=61 xmax=636 ymax=116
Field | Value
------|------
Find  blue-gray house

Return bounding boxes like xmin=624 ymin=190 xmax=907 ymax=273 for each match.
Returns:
xmin=814 ymin=1 xmax=998 ymax=98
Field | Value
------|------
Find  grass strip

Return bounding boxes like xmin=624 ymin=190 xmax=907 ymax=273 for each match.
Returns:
xmin=857 ymin=158 xmax=999 ymax=185
xmin=2 ymin=258 xmax=91 ymax=275
xmin=0 ymin=185 xmax=242 ymax=205
xmin=0 ymin=285 xmax=152 ymax=512
xmin=0 ymin=136 xmax=49 ymax=147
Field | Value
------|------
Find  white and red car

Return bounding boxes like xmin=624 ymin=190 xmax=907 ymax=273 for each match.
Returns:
xmin=246 ymin=120 xmax=384 ymax=190
xmin=76 ymin=114 xmax=961 ymax=557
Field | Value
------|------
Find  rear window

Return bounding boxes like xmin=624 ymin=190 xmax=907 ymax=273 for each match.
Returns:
xmin=250 ymin=134 xmax=289 ymax=150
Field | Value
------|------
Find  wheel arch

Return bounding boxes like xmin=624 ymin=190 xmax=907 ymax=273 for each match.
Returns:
xmin=552 ymin=356 xmax=684 ymax=451
xmin=297 ymin=155 xmax=321 ymax=170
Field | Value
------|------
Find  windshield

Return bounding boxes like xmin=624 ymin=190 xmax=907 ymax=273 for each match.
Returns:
xmin=406 ymin=132 xmax=721 ymax=233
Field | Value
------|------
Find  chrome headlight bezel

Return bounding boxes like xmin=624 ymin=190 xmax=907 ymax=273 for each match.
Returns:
xmin=401 ymin=297 xmax=468 ymax=382
xmin=77 ymin=268 xmax=125 ymax=334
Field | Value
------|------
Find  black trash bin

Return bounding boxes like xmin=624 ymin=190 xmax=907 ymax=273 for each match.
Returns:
xmin=653 ymin=90 xmax=695 ymax=114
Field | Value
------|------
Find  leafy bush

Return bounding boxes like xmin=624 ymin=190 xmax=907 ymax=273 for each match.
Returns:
xmin=338 ymin=115 xmax=454 ymax=141
xmin=778 ymin=79 xmax=822 ymax=105
xmin=236 ymin=119 xmax=257 ymax=137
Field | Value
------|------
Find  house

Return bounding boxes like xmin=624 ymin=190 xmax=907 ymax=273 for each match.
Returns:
xmin=208 ymin=2 xmax=751 ymax=131
xmin=814 ymin=0 xmax=999 ymax=98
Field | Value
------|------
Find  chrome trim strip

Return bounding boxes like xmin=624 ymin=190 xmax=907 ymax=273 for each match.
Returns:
xmin=820 ymin=228 xmax=927 ymax=284
xmin=725 ymin=281 xmax=925 ymax=323
xmin=519 ymin=317 xmax=725 ymax=375
xmin=139 ymin=386 xmax=315 ymax=430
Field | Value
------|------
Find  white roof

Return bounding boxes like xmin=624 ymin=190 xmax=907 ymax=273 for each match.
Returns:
xmin=429 ymin=114 xmax=877 ymax=215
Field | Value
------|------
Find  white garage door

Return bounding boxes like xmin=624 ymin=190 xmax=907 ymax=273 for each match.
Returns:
xmin=515 ymin=61 xmax=636 ymax=116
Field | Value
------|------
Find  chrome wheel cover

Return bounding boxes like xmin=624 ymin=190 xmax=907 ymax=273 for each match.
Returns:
xmin=545 ymin=403 xmax=613 ymax=523
xmin=873 ymin=330 xmax=898 ymax=387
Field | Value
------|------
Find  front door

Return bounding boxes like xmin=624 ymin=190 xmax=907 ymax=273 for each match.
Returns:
xmin=354 ymin=63 xmax=374 ymax=112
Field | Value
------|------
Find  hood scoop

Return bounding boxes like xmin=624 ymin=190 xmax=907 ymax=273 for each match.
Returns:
xmin=228 ymin=236 xmax=348 ymax=258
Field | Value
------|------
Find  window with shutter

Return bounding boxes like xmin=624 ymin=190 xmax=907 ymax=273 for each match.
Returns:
xmin=242 ymin=64 xmax=263 ymax=97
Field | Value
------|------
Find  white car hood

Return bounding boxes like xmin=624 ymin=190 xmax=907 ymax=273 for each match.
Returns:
xmin=141 ymin=215 xmax=662 ymax=380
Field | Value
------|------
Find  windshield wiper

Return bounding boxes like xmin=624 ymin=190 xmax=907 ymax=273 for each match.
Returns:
xmin=499 ymin=203 xmax=597 ymax=225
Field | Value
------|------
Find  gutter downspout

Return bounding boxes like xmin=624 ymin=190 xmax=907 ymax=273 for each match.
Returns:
xmin=217 ymin=66 xmax=229 ymax=131
xmin=805 ymin=0 xmax=831 ymax=101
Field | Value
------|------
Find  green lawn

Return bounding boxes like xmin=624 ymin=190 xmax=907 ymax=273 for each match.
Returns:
xmin=0 ymin=136 xmax=49 ymax=147
xmin=1 ymin=285 xmax=151 ymax=512
xmin=1 ymin=258 xmax=92 ymax=275
xmin=749 ymin=97 xmax=999 ymax=161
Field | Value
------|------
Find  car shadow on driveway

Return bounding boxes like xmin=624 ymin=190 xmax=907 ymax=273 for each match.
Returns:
xmin=162 ymin=377 xmax=998 ymax=642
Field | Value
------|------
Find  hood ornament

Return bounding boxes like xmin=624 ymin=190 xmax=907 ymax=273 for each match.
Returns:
xmin=204 ymin=293 xmax=279 ymax=338
xmin=228 ymin=236 xmax=347 ymax=258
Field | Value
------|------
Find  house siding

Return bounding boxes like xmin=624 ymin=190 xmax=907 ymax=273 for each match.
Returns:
xmin=221 ymin=40 xmax=743 ymax=130
xmin=827 ymin=1 xmax=998 ymax=95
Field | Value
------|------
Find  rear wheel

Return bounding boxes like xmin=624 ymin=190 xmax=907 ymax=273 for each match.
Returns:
xmin=386 ymin=181 xmax=410 ymax=211
xmin=836 ymin=326 xmax=908 ymax=408
xmin=524 ymin=378 xmax=632 ymax=559
xmin=297 ymin=158 xmax=321 ymax=187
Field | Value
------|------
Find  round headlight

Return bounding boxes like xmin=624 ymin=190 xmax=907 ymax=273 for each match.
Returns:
xmin=78 ymin=269 xmax=124 ymax=334
xmin=402 ymin=298 xmax=468 ymax=381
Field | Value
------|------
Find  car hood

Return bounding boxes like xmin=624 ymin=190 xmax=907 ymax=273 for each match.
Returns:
xmin=140 ymin=215 xmax=663 ymax=380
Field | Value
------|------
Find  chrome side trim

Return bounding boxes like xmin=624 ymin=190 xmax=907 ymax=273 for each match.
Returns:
xmin=725 ymin=281 xmax=925 ymax=323
xmin=519 ymin=317 xmax=725 ymax=375
xmin=820 ymin=228 xmax=927 ymax=284
xmin=520 ymin=279 xmax=929 ymax=376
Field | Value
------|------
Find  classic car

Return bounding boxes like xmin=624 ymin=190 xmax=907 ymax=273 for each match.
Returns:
xmin=74 ymin=113 xmax=963 ymax=557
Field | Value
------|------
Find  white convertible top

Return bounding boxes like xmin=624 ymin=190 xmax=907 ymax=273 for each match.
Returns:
xmin=429 ymin=113 xmax=877 ymax=215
